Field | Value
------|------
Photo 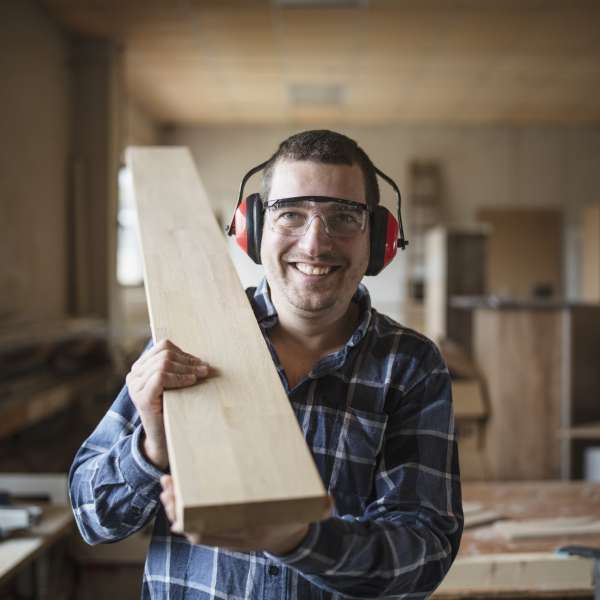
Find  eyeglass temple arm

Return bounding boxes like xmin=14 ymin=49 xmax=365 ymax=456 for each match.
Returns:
xmin=373 ymin=166 xmax=409 ymax=250
xmin=225 ymin=160 xmax=270 ymax=234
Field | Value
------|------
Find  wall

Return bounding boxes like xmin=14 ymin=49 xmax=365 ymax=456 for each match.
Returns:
xmin=163 ymin=124 xmax=600 ymax=321
xmin=0 ymin=0 xmax=70 ymax=322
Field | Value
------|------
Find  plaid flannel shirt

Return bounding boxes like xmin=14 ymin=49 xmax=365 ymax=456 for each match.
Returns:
xmin=69 ymin=279 xmax=462 ymax=599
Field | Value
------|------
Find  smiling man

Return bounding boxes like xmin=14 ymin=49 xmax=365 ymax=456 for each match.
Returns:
xmin=70 ymin=130 xmax=463 ymax=599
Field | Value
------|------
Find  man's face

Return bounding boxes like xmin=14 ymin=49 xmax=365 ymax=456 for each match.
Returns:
xmin=260 ymin=159 xmax=370 ymax=315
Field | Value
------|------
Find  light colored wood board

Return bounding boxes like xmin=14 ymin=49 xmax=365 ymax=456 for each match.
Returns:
xmin=127 ymin=147 xmax=327 ymax=534
xmin=462 ymin=502 xmax=482 ymax=515
xmin=0 ymin=538 xmax=43 ymax=585
xmin=474 ymin=308 xmax=563 ymax=479
xmin=494 ymin=516 xmax=600 ymax=540
xmin=559 ymin=421 xmax=600 ymax=439
xmin=464 ymin=510 xmax=502 ymax=529
xmin=435 ymin=553 xmax=593 ymax=595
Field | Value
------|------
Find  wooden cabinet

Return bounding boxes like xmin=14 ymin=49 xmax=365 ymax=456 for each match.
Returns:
xmin=470 ymin=303 xmax=600 ymax=480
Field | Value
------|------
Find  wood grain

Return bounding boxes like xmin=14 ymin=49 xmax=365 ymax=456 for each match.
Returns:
xmin=474 ymin=308 xmax=563 ymax=479
xmin=127 ymin=147 xmax=327 ymax=534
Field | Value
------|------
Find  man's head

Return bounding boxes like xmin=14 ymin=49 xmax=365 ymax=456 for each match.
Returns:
xmin=261 ymin=130 xmax=380 ymax=209
xmin=259 ymin=130 xmax=374 ymax=318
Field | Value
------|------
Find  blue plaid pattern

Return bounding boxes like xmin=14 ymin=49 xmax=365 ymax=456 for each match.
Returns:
xmin=69 ymin=279 xmax=462 ymax=599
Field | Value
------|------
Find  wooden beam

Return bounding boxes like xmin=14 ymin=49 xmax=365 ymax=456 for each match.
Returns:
xmin=127 ymin=147 xmax=327 ymax=534
xmin=435 ymin=552 xmax=594 ymax=596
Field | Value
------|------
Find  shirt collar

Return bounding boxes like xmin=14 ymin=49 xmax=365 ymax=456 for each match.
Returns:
xmin=250 ymin=277 xmax=372 ymax=348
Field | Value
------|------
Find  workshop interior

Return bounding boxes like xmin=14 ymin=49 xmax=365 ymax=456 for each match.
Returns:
xmin=2 ymin=0 xmax=600 ymax=598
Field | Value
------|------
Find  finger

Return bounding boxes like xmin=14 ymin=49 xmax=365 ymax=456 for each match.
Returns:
xmin=144 ymin=354 xmax=209 ymax=378
xmin=140 ymin=371 xmax=196 ymax=396
xmin=137 ymin=339 xmax=205 ymax=372
xmin=134 ymin=339 xmax=178 ymax=369
xmin=160 ymin=490 xmax=176 ymax=523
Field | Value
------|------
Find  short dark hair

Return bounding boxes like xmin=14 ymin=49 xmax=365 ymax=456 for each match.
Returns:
xmin=261 ymin=130 xmax=380 ymax=208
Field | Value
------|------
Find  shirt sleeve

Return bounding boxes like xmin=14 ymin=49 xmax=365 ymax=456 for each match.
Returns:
xmin=69 ymin=376 xmax=165 ymax=545
xmin=268 ymin=344 xmax=463 ymax=599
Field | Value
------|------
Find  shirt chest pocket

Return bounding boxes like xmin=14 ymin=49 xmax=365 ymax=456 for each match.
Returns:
xmin=300 ymin=405 xmax=388 ymax=513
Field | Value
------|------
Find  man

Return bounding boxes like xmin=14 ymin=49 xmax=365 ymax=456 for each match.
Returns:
xmin=70 ymin=130 xmax=462 ymax=599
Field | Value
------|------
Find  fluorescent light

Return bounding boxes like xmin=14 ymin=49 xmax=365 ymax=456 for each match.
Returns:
xmin=274 ymin=0 xmax=368 ymax=8
xmin=288 ymin=83 xmax=346 ymax=106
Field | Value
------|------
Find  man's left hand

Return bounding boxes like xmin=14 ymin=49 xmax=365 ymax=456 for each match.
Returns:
xmin=160 ymin=475 xmax=332 ymax=555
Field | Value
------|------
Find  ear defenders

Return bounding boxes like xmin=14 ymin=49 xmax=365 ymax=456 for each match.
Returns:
xmin=225 ymin=160 xmax=408 ymax=276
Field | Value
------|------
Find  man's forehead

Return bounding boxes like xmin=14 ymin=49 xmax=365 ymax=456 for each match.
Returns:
xmin=268 ymin=159 xmax=366 ymax=204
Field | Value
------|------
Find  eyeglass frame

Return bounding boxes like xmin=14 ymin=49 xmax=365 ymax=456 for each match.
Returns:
xmin=264 ymin=196 xmax=370 ymax=238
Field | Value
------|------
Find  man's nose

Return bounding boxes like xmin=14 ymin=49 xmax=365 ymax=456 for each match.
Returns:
xmin=298 ymin=215 xmax=333 ymax=253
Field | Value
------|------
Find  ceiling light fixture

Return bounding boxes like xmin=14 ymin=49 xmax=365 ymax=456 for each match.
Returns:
xmin=274 ymin=0 xmax=368 ymax=8
xmin=288 ymin=83 xmax=346 ymax=106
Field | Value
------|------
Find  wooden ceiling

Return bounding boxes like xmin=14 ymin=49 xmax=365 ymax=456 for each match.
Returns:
xmin=42 ymin=0 xmax=600 ymax=125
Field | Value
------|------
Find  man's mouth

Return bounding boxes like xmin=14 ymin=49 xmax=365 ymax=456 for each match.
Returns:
xmin=291 ymin=262 xmax=341 ymax=276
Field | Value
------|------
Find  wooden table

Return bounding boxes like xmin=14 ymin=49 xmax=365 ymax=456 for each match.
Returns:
xmin=435 ymin=481 xmax=600 ymax=598
xmin=0 ymin=505 xmax=73 ymax=596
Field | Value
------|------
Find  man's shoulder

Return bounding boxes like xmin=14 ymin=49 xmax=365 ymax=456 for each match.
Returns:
xmin=367 ymin=308 xmax=446 ymax=374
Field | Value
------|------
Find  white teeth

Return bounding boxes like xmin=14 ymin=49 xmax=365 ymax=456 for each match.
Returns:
xmin=295 ymin=263 xmax=333 ymax=276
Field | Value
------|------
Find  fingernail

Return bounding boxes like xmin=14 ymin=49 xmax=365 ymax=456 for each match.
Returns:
xmin=196 ymin=365 xmax=209 ymax=376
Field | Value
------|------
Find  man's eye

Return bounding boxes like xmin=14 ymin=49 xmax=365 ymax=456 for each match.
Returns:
xmin=278 ymin=211 xmax=305 ymax=222
xmin=331 ymin=213 xmax=359 ymax=225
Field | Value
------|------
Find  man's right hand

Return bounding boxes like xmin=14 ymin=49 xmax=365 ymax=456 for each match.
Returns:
xmin=125 ymin=339 xmax=210 ymax=470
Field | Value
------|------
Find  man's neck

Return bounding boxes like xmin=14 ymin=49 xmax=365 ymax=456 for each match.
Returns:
xmin=270 ymin=292 xmax=359 ymax=356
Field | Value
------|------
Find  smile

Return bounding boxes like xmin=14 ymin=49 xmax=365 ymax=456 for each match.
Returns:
xmin=292 ymin=263 xmax=340 ymax=276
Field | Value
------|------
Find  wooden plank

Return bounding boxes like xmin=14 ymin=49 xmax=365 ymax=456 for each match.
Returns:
xmin=127 ymin=147 xmax=327 ymax=534
xmin=464 ymin=510 xmax=502 ymax=529
xmin=435 ymin=552 xmax=594 ymax=596
xmin=494 ymin=517 xmax=600 ymax=541
xmin=559 ymin=421 xmax=600 ymax=439
xmin=461 ymin=481 xmax=600 ymax=556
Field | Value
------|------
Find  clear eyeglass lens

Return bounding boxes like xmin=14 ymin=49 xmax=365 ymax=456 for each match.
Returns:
xmin=268 ymin=203 xmax=366 ymax=237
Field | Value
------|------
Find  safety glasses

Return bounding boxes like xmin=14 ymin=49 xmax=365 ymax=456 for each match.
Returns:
xmin=265 ymin=196 xmax=370 ymax=238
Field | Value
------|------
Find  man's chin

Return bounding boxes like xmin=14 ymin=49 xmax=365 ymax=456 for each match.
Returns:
xmin=285 ymin=291 xmax=337 ymax=314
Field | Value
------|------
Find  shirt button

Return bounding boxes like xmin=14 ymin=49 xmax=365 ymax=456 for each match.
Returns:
xmin=268 ymin=565 xmax=280 ymax=576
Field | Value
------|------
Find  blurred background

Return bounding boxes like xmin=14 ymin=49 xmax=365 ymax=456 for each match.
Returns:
xmin=1 ymin=0 xmax=600 ymax=598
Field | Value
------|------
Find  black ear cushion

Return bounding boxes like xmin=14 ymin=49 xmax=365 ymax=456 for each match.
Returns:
xmin=366 ymin=207 xmax=389 ymax=276
xmin=246 ymin=193 xmax=264 ymax=264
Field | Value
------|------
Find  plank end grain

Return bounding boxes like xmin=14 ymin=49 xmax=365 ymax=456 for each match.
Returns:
xmin=127 ymin=147 xmax=327 ymax=534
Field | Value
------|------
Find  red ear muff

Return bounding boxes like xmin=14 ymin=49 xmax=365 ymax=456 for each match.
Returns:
xmin=366 ymin=206 xmax=399 ymax=276
xmin=232 ymin=193 xmax=264 ymax=264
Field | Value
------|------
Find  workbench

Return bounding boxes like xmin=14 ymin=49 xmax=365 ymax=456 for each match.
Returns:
xmin=436 ymin=481 xmax=600 ymax=598
xmin=0 ymin=505 xmax=73 ymax=598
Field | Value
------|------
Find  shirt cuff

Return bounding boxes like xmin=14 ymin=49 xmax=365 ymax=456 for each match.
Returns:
xmin=118 ymin=424 xmax=165 ymax=499
xmin=265 ymin=521 xmax=322 ymax=566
